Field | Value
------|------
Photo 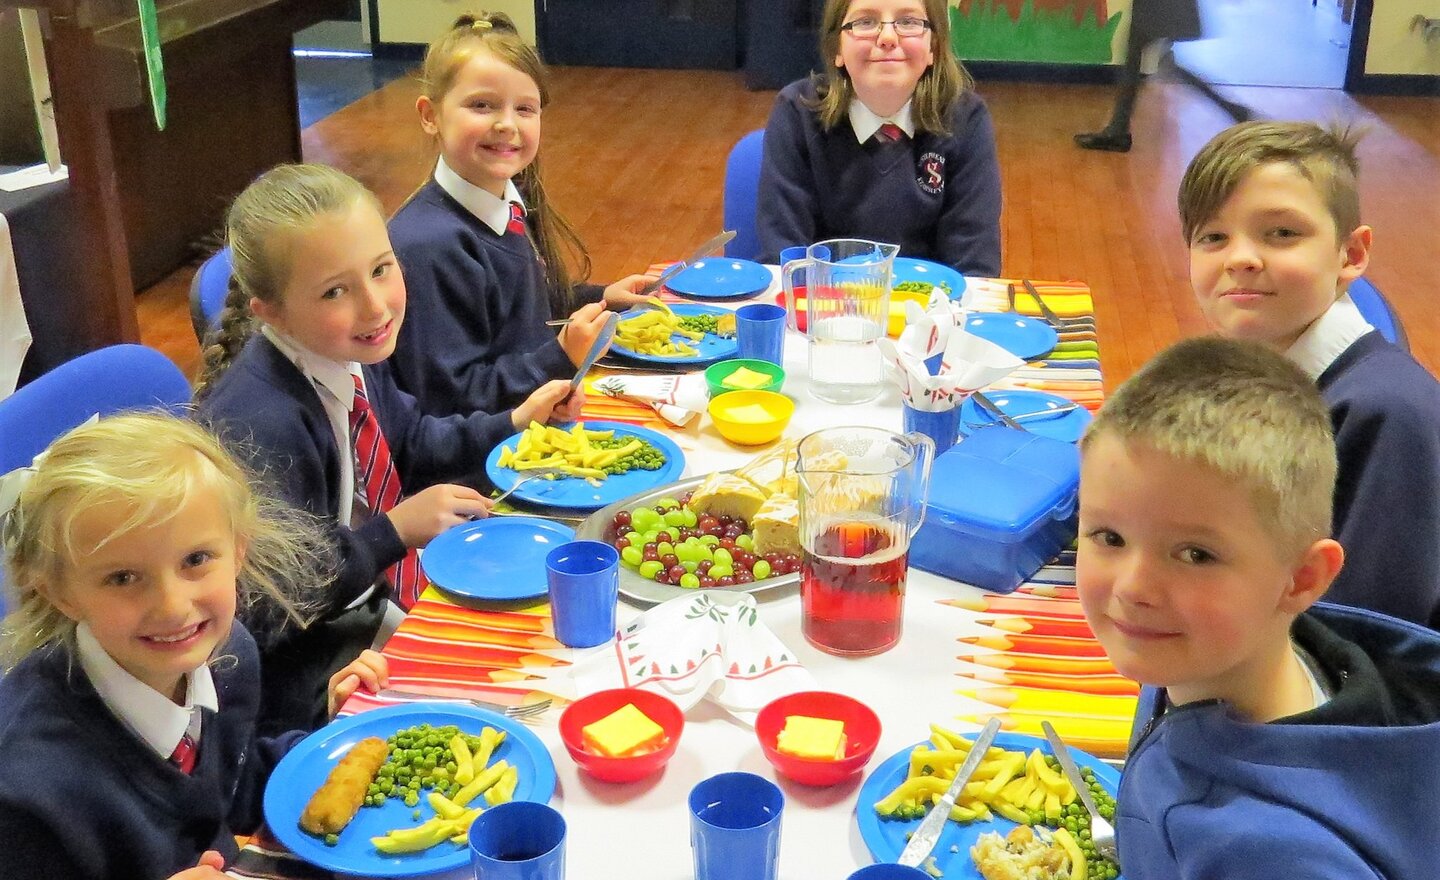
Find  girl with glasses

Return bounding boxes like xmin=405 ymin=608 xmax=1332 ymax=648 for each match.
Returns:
xmin=756 ymin=0 xmax=1002 ymax=277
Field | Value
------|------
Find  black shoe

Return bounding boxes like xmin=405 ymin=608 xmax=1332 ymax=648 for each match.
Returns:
xmin=1074 ymin=131 xmax=1132 ymax=153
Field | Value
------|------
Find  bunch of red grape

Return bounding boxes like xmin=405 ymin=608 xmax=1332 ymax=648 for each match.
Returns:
xmin=608 ymin=494 xmax=801 ymax=589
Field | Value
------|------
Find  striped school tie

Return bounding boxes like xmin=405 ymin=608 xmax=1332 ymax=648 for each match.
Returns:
xmin=170 ymin=733 xmax=197 ymax=774
xmin=877 ymin=122 xmax=905 ymax=143
xmin=506 ymin=201 xmax=528 ymax=236
xmin=350 ymin=375 xmax=426 ymax=610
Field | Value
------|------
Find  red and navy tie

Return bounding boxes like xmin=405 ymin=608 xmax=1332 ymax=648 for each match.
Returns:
xmin=170 ymin=733 xmax=197 ymax=774
xmin=506 ymin=201 xmax=527 ymax=237
xmin=350 ymin=375 xmax=426 ymax=610
xmin=877 ymin=122 xmax=905 ymax=143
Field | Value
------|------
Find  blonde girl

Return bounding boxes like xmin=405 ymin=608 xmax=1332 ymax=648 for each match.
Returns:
xmin=0 ymin=413 xmax=387 ymax=880
xmin=756 ymin=0 xmax=1002 ymax=276
xmin=387 ymin=11 xmax=655 ymax=418
xmin=195 ymin=163 xmax=577 ymax=731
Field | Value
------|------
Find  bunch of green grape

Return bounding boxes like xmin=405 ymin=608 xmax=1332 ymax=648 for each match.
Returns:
xmin=591 ymin=436 xmax=667 ymax=475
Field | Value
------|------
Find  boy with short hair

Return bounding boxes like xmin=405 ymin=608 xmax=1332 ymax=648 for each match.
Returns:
xmin=1180 ymin=121 xmax=1440 ymax=628
xmin=1077 ymin=336 xmax=1440 ymax=878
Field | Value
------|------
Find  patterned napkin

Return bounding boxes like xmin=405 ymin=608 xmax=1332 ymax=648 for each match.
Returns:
xmin=566 ymin=592 xmax=814 ymax=726
xmin=590 ymin=372 xmax=710 ymax=427
xmin=880 ymin=292 xmax=1024 ymax=412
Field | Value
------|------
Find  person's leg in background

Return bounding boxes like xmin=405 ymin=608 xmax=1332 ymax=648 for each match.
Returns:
xmin=1075 ymin=28 xmax=1149 ymax=152
xmin=1161 ymin=46 xmax=1252 ymax=123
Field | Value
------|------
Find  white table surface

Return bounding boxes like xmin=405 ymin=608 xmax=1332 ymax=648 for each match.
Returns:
xmin=420 ymin=279 xmax=1035 ymax=880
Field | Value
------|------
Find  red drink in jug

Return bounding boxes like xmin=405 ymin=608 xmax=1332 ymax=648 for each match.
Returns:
xmin=801 ymin=518 xmax=908 ymax=656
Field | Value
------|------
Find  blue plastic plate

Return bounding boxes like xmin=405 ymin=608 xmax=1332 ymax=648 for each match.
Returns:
xmin=420 ymin=516 xmax=575 ymax=601
xmin=263 ymin=702 xmax=557 ymax=879
xmin=485 ymin=420 xmax=686 ymax=511
xmin=891 ymin=257 xmax=968 ymax=299
xmin=666 ymin=258 xmax=772 ymax=299
xmin=964 ymin=313 xmax=1059 ymax=361
xmin=609 ymin=303 xmax=742 ymax=365
xmin=855 ymin=732 xmax=1122 ymax=879
xmin=958 ymin=390 xmax=1093 ymax=444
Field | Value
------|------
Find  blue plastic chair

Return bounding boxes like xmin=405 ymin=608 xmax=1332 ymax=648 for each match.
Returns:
xmin=0 ymin=344 xmax=192 ymax=475
xmin=1348 ymin=277 xmax=1407 ymax=351
xmin=189 ymin=246 xmax=234 ymax=344
xmin=723 ymin=129 xmax=766 ymax=261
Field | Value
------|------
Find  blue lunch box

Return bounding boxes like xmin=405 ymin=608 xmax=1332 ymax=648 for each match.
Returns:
xmin=909 ymin=426 xmax=1080 ymax=593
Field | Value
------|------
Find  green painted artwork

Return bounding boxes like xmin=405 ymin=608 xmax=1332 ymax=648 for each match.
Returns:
xmin=952 ymin=0 xmax=1124 ymax=64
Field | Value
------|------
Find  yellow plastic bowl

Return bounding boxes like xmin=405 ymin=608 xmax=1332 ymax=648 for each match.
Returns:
xmin=708 ymin=390 xmax=795 ymax=446
xmin=887 ymin=288 xmax=929 ymax=337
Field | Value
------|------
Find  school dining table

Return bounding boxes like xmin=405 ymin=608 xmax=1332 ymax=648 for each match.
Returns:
xmin=239 ymin=273 xmax=1118 ymax=880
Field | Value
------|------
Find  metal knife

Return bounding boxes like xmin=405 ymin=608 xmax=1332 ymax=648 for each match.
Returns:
xmin=637 ymin=229 xmax=738 ymax=297
xmin=898 ymin=717 xmax=1003 ymax=867
xmin=569 ymin=311 xmax=619 ymax=395
xmin=971 ymin=391 xmax=1027 ymax=432
xmin=1022 ymin=279 xmax=1065 ymax=328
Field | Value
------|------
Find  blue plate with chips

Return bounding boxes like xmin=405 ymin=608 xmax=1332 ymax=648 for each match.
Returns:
xmin=855 ymin=731 xmax=1123 ymax=879
xmin=964 ymin=312 xmax=1059 ymax=361
xmin=264 ymin=702 xmax=556 ymax=879
xmin=609 ymin=302 xmax=741 ymax=365
xmin=665 ymin=258 xmax=772 ymax=299
xmin=485 ymin=420 xmax=686 ymax=510
xmin=891 ymin=257 xmax=968 ymax=300
xmin=420 ymin=516 xmax=574 ymax=601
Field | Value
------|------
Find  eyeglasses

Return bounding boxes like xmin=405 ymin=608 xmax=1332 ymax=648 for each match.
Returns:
xmin=839 ymin=16 xmax=932 ymax=39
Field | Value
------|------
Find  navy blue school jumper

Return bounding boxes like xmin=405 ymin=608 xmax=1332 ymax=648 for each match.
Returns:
xmin=0 ymin=622 xmax=302 ymax=880
xmin=756 ymin=78 xmax=1003 ymax=276
xmin=197 ymin=333 xmax=516 ymax=732
xmin=1318 ymin=330 xmax=1440 ymax=630
xmin=388 ymin=179 xmax=604 ymax=417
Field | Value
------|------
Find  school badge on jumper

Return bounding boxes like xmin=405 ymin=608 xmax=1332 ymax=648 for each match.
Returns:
xmin=917 ymin=152 xmax=945 ymax=195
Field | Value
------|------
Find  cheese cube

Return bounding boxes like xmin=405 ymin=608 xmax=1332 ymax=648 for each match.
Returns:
xmin=721 ymin=366 xmax=773 ymax=390
xmin=722 ymin=403 xmax=776 ymax=424
xmin=775 ymin=715 xmax=847 ymax=761
xmin=581 ymin=703 xmax=667 ymax=757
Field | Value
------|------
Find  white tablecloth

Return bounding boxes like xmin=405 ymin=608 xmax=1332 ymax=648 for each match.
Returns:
xmin=420 ymin=279 xmax=1043 ymax=880
xmin=0 ymin=212 xmax=33 ymax=399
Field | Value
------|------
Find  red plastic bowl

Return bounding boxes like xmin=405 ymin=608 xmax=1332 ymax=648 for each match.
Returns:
xmin=755 ymin=690 xmax=882 ymax=786
xmin=559 ymin=688 xmax=684 ymax=783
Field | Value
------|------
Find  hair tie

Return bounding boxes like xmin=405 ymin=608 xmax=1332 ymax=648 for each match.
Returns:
xmin=471 ymin=19 xmax=493 ymax=31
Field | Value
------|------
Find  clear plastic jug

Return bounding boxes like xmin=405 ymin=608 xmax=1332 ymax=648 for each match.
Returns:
xmin=782 ymin=239 xmax=900 ymax=405
xmin=795 ymin=426 xmax=934 ymax=656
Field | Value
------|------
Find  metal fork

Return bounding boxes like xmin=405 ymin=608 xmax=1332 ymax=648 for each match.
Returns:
xmin=376 ymin=688 xmax=553 ymax=722
xmin=492 ymin=470 xmax=566 ymax=505
xmin=1041 ymin=721 xmax=1120 ymax=867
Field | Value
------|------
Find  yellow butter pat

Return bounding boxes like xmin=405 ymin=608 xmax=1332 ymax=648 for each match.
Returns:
xmin=776 ymin=715 xmax=846 ymax=761
xmin=721 ymin=403 xmax=776 ymax=424
xmin=581 ymin=703 xmax=667 ymax=757
xmin=721 ymin=366 xmax=772 ymax=390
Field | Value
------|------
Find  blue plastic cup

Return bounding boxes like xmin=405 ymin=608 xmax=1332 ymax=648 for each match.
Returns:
xmin=545 ymin=540 xmax=619 ymax=648
xmin=469 ymin=801 xmax=566 ymax=880
xmin=847 ymin=865 xmax=933 ymax=879
xmin=902 ymin=400 xmax=962 ymax=455
xmin=736 ymin=303 xmax=787 ymax=366
xmin=689 ymin=772 xmax=784 ymax=880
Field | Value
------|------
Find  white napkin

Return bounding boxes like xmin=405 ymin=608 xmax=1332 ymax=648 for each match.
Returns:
xmin=591 ymin=373 xmax=710 ymax=427
xmin=880 ymin=296 xmax=1023 ymax=412
xmin=566 ymin=592 xmax=814 ymax=726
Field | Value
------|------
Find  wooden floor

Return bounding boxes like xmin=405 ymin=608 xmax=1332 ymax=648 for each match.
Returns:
xmin=136 ymin=67 xmax=1440 ymax=387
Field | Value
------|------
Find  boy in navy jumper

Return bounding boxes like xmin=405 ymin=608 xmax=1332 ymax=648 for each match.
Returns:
xmin=194 ymin=163 xmax=580 ymax=734
xmin=389 ymin=13 xmax=655 ymax=417
xmin=756 ymin=0 xmax=1002 ymax=275
xmin=1181 ymin=122 xmax=1440 ymax=629
xmin=1077 ymin=337 xmax=1440 ymax=879
xmin=0 ymin=413 xmax=387 ymax=880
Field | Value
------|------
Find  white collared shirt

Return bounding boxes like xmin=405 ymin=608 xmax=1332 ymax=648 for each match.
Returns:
xmin=76 ymin=622 xmax=217 ymax=761
xmin=1285 ymin=293 xmax=1374 ymax=381
xmin=849 ymin=99 xmax=916 ymax=144
xmin=433 ymin=157 xmax=527 ymax=237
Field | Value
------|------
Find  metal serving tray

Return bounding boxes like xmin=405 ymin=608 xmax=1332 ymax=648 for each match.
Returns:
xmin=573 ymin=474 xmax=800 ymax=607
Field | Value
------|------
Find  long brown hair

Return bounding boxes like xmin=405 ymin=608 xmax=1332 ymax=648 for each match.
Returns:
xmin=811 ymin=0 xmax=973 ymax=133
xmin=193 ymin=163 xmax=381 ymax=399
xmin=415 ymin=12 xmax=592 ymax=316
